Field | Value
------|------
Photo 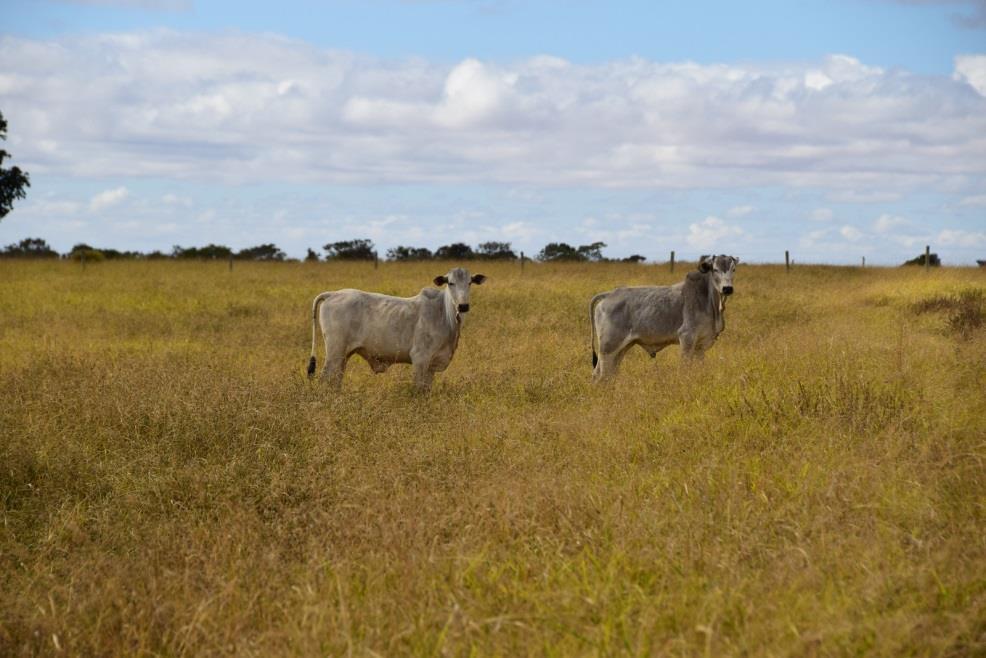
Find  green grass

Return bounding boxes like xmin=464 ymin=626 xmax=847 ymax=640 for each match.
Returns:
xmin=1 ymin=260 xmax=984 ymax=656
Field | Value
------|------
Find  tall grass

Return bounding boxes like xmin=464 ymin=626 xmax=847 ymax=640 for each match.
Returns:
xmin=1 ymin=260 xmax=984 ymax=656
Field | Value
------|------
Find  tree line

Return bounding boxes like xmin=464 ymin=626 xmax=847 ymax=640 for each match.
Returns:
xmin=0 ymin=239 xmax=289 ymax=262
xmin=0 ymin=237 xmax=648 ymax=263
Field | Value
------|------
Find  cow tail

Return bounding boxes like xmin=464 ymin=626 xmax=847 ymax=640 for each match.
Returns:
xmin=308 ymin=292 xmax=331 ymax=377
xmin=589 ymin=292 xmax=607 ymax=368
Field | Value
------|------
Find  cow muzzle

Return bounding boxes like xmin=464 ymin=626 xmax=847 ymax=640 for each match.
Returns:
xmin=722 ymin=286 xmax=733 ymax=296
xmin=458 ymin=303 xmax=470 ymax=313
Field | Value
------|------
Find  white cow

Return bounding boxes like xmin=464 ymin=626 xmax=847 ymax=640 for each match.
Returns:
xmin=307 ymin=267 xmax=486 ymax=391
xmin=590 ymin=254 xmax=739 ymax=381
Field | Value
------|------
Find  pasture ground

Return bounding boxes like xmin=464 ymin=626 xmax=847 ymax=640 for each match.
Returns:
xmin=1 ymin=260 xmax=984 ymax=656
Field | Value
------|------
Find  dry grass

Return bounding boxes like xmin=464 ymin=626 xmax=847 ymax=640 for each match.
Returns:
xmin=1 ymin=259 xmax=984 ymax=656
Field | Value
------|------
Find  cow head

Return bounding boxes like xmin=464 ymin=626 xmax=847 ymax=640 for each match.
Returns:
xmin=434 ymin=267 xmax=486 ymax=313
xmin=699 ymin=254 xmax=739 ymax=296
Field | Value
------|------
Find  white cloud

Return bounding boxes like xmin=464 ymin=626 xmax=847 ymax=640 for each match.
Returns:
xmin=840 ymin=225 xmax=864 ymax=241
xmin=801 ymin=228 xmax=833 ymax=247
xmin=958 ymin=194 xmax=986 ymax=206
xmin=161 ymin=193 xmax=192 ymax=206
xmin=686 ymin=216 xmax=744 ymax=249
xmin=892 ymin=233 xmax=929 ymax=248
xmin=827 ymin=190 xmax=903 ymax=204
xmin=727 ymin=205 xmax=754 ymax=217
xmin=435 ymin=58 xmax=512 ymax=128
xmin=811 ymin=208 xmax=833 ymax=221
xmin=873 ymin=213 xmax=911 ymax=233
xmin=113 ymin=219 xmax=178 ymax=235
xmin=954 ymin=55 xmax=986 ymax=95
xmin=89 ymin=187 xmax=129 ymax=212
xmin=804 ymin=53 xmax=884 ymax=91
xmin=32 ymin=199 xmax=82 ymax=216
xmin=938 ymin=228 xmax=986 ymax=247
xmin=0 ymin=32 xmax=983 ymax=194
xmin=500 ymin=221 xmax=543 ymax=242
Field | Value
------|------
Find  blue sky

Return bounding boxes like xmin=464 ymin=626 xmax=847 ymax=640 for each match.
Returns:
xmin=2 ymin=0 xmax=985 ymax=263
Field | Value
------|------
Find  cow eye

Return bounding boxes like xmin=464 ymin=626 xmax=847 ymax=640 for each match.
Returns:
xmin=449 ymin=282 xmax=455 ymax=286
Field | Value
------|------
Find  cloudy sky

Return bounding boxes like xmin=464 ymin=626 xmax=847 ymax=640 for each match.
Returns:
xmin=2 ymin=0 xmax=985 ymax=263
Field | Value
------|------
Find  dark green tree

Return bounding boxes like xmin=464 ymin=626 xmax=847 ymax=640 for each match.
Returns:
xmin=0 ymin=237 xmax=58 ymax=258
xmin=434 ymin=242 xmax=475 ymax=260
xmin=537 ymin=242 xmax=581 ymax=261
xmin=623 ymin=254 xmax=646 ymax=263
xmin=67 ymin=243 xmax=105 ymax=262
xmin=324 ymin=239 xmax=375 ymax=260
xmin=577 ymin=241 xmax=607 ymax=261
xmin=236 ymin=243 xmax=286 ymax=261
xmin=172 ymin=244 xmax=233 ymax=259
xmin=0 ymin=111 xmax=30 ymax=221
xmin=387 ymin=245 xmax=434 ymax=261
xmin=476 ymin=241 xmax=517 ymax=260
xmin=89 ymin=247 xmax=143 ymax=260
xmin=537 ymin=241 xmax=608 ymax=262
xmin=903 ymin=252 xmax=941 ymax=267
xmin=305 ymin=248 xmax=320 ymax=262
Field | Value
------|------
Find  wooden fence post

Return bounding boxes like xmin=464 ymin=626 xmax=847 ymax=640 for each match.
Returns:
xmin=862 ymin=256 xmax=865 ymax=268
xmin=785 ymin=250 xmax=790 ymax=273
xmin=670 ymin=250 xmax=675 ymax=273
xmin=374 ymin=251 xmax=379 ymax=270
xmin=925 ymin=245 xmax=930 ymax=272
xmin=520 ymin=251 xmax=525 ymax=274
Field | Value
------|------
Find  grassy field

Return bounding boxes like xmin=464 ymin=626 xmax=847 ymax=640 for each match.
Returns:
xmin=1 ymin=259 xmax=984 ymax=656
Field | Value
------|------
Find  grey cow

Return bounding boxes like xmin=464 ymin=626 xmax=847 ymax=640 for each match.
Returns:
xmin=590 ymin=254 xmax=739 ymax=382
xmin=307 ymin=268 xmax=486 ymax=391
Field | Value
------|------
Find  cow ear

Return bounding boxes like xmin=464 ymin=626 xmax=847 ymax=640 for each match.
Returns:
xmin=433 ymin=275 xmax=448 ymax=287
xmin=698 ymin=255 xmax=712 ymax=273
xmin=471 ymin=274 xmax=487 ymax=285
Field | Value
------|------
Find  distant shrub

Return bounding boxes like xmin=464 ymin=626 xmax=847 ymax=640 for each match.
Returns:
xmin=173 ymin=244 xmax=233 ymax=259
xmin=537 ymin=241 xmax=607 ymax=262
xmin=902 ymin=252 xmax=941 ymax=267
xmin=387 ymin=246 xmax=434 ymax=261
xmin=98 ymin=248 xmax=144 ymax=260
xmin=434 ymin=243 xmax=474 ymax=260
xmin=236 ymin=243 xmax=285 ymax=261
xmin=537 ymin=242 xmax=580 ymax=261
xmin=476 ymin=241 xmax=517 ymax=260
xmin=67 ymin=245 xmax=105 ymax=262
xmin=324 ymin=239 xmax=375 ymax=261
xmin=1 ymin=237 xmax=58 ymax=258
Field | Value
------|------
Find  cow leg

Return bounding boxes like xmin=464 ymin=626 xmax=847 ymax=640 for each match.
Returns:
xmin=412 ymin=362 xmax=434 ymax=392
xmin=408 ymin=347 xmax=433 ymax=392
xmin=592 ymin=352 xmax=618 ymax=382
xmin=592 ymin=343 xmax=631 ymax=382
xmin=679 ymin=332 xmax=706 ymax=361
xmin=320 ymin=349 xmax=348 ymax=389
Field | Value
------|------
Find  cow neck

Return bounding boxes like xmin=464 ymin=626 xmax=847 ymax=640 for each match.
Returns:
xmin=442 ymin=287 xmax=462 ymax=336
xmin=707 ymin=275 xmax=726 ymax=335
